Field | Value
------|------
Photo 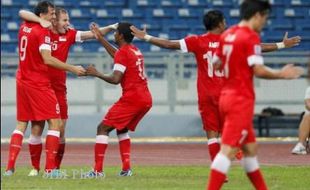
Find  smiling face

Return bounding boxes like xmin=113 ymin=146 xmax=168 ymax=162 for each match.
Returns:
xmin=55 ymin=12 xmax=70 ymax=34
xmin=40 ymin=6 xmax=56 ymax=22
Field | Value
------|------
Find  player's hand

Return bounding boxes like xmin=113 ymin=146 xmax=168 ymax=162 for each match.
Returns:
xmin=72 ymin=65 xmax=86 ymax=76
xmin=89 ymin=22 xmax=102 ymax=40
xmin=280 ymin=64 xmax=304 ymax=79
xmin=39 ymin=19 xmax=52 ymax=29
xmin=86 ymin=64 xmax=99 ymax=77
xmin=282 ymin=32 xmax=301 ymax=48
xmin=130 ymin=25 xmax=147 ymax=40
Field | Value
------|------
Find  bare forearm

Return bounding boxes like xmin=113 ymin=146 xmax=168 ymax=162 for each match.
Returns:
xmin=44 ymin=56 xmax=74 ymax=73
xmin=80 ymin=27 xmax=113 ymax=41
xmin=97 ymin=37 xmax=117 ymax=58
xmin=148 ymin=37 xmax=180 ymax=49
xmin=261 ymin=43 xmax=278 ymax=53
xmin=94 ymin=72 xmax=119 ymax=84
xmin=253 ymin=65 xmax=282 ymax=79
xmin=305 ymin=99 xmax=310 ymax=111
xmin=19 ymin=10 xmax=40 ymax=23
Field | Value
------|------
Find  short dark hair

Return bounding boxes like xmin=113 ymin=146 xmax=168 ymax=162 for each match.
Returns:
xmin=203 ymin=10 xmax=225 ymax=31
xmin=34 ymin=1 xmax=55 ymax=16
xmin=56 ymin=7 xmax=68 ymax=20
xmin=117 ymin=22 xmax=134 ymax=43
xmin=240 ymin=0 xmax=271 ymax=20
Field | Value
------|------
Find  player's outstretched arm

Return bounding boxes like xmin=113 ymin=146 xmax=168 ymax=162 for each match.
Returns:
xmin=130 ymin=25 xmax=180 ymax=49
xmin=41 ymin=49 xmax=86 ymax=76
xmin=253 ymin=63 xmax=304 ymax=79
xmin=85 ymin=65 xmax=122 ymax=84
xmin=19 ymin=9 xmax=52 ymax=28
xmin=261 ymin=32 xmax=301 ymax=52
xmin=90 ymin=23 xmax=117 ymax=58
xmin=80 ymin=23 xmax=118 ymax=41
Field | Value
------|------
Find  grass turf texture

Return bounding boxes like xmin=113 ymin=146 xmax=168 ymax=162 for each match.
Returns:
xmin=1 ymin=166 xmax=310 ymax=190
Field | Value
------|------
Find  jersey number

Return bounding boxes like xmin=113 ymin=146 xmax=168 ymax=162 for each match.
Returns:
xmin=222 ymin=45 xmax=233 ymax=78
xmin=136 ymin=58 xmax=146 ymax=80
xmin=203 ymin=51 xmax=224 ymax=78
xmin=20 ymin=36 xmax=28 ymax=61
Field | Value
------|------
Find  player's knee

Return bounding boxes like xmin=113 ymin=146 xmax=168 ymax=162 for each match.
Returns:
xmin=97 ymin=123 xmax=114 ymax=135
xmin=242 ymin=144 xmax=258 ymax=157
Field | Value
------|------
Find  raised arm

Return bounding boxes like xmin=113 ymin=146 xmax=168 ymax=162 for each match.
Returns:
xmin=85 ymin=65 xmax=123 ymax=85
xmin=253 ymin=63 xmax=304 ymax=79
xmin=80 ymin=23 xmax=118 ymax=41
xmin=261 ymin=32 xmax=301 ymax=52
xmin=130 ymin=25 xmax=180 ymax=49
xmin=90 ymin=23 xmax=117 ymax=58
xmin=19 ymin=9 xmax=51 ymax=28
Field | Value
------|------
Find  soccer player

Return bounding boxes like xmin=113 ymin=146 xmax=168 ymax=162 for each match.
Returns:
xmin=3 ymin=1 xmax=86 ymax=176
xmin=130 ymin=10 xmax=301 ymax=163
xmin=85 ymin=22 xmax=152 ymax=177
xmin=291 ymin=82 xmax=310 ymax=154
xmin=18 ymin=8 xmax=118 ymax=176
xmin=207 ymin=0 xmax=304 ymax=189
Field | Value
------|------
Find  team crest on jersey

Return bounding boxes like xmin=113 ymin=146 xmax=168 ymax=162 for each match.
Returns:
xmin=45 ymin=36 xmax=51 ymax=44
xmin=209 ymin=42 xmax=219 ymax=48
xmin=254 ymin=45 xmax=262 ymax=55
xmin=59 ymin=36 xmax=67 ymax=42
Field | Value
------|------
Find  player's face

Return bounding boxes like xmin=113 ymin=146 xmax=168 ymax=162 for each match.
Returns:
xmin=114 ymin=30 xmax=121 ymax=45
xmin=254 ymin=13 xmax=269 ymax=33
xmin=41 ymin=6 xmax=56 ymax=22
xmin=56 ymin=13 xmax=70 ymax=34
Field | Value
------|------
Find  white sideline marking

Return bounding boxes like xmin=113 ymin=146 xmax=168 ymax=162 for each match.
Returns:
xmin=0 ymin=137 xmax=298 ymax=144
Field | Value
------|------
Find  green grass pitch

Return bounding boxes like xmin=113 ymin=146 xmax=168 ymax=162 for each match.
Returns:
xmin=1 ymin=166 xmax=310 ymax=190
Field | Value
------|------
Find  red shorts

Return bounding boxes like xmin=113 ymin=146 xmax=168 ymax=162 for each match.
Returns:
xmin=103 ymin=92 xmax=152 ymax=131
xmin=198 ymin=95 xmax=222 ymax=132
xmin=54 ymin=90 xmax=68 ymax=119
xmin=51 ymin=79 xmax=68 ymax=119
xmin=219 ymin=94 xmax=256 ymax=148
xmin=16 ymin=80 xmax=60 ymax=121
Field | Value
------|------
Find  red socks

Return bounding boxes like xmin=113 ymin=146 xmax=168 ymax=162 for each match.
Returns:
xmin=45 ymin=130 xmax=60 ymax=172
xmin=118 ymin=133 xmax=131 ymax=171
xmin=207 ymin=153 xmax=231 ymax=190
xmin=6 ymin=130 xmax=24 ymax=171
xmin=94 ymin=135 xmax=108 ymax=173
xmin=207 ymin=138 xmax=220 ymax=162
xmin=28 ymin=135 xmax=42 ymax=171
xmin=55 ymin=139 xmax=66 ymax=169
xmin=242 ymin=157 xmax=268 ymax=190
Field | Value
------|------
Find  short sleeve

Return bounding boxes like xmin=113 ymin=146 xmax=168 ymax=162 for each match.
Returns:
xmin=246 ymin=34 xmax=264 ymax=67
xmin=113 ymin=50 xmax=127 ymax=73
xmin=66 ymin=29 xmax=82 ymax=44
xmin=180 ymin=35 xmax=198 ymax=53
xmin=38 ymin=27 xmax=51 ymax=52
xmin=305 ymin=87 xmax=310 ymax=99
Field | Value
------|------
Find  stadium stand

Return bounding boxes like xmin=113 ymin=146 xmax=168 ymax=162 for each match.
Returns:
xmin=1 ymin=0 xmax=310 ymax=53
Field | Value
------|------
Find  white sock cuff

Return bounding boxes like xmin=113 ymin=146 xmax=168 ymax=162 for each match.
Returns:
xmin=208 ymin=138 xmax=219 ymax=145
xmin=47 ymin=130 xmax=60 ymax=137
xmin=211 ymin=153 xmax=231 ymax=174
xmin=28 ymin=135 xmax=42 ymax=145
xmin=118 ymin=133 xmax=130 ymax=141
xmin=96 ymin=135 xmax=109 ymax=144
xmin=13 ymin=129 xmax=24 ymax=136
xmin=241 ymin=156 xmax=259 ymax=173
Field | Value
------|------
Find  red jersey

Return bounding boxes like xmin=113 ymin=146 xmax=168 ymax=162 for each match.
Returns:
xmin=16 ymin=22 xmax=52 ymax=89
xmin=180 ymin=33 xmax=224 ymax=99
xmin=113 ymin=44 xmax=149 ymax=94
xmin=49 ymin=29 xmax=82 ymax=91
xmin=215 ymin=25 xmax=263 ymax=99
